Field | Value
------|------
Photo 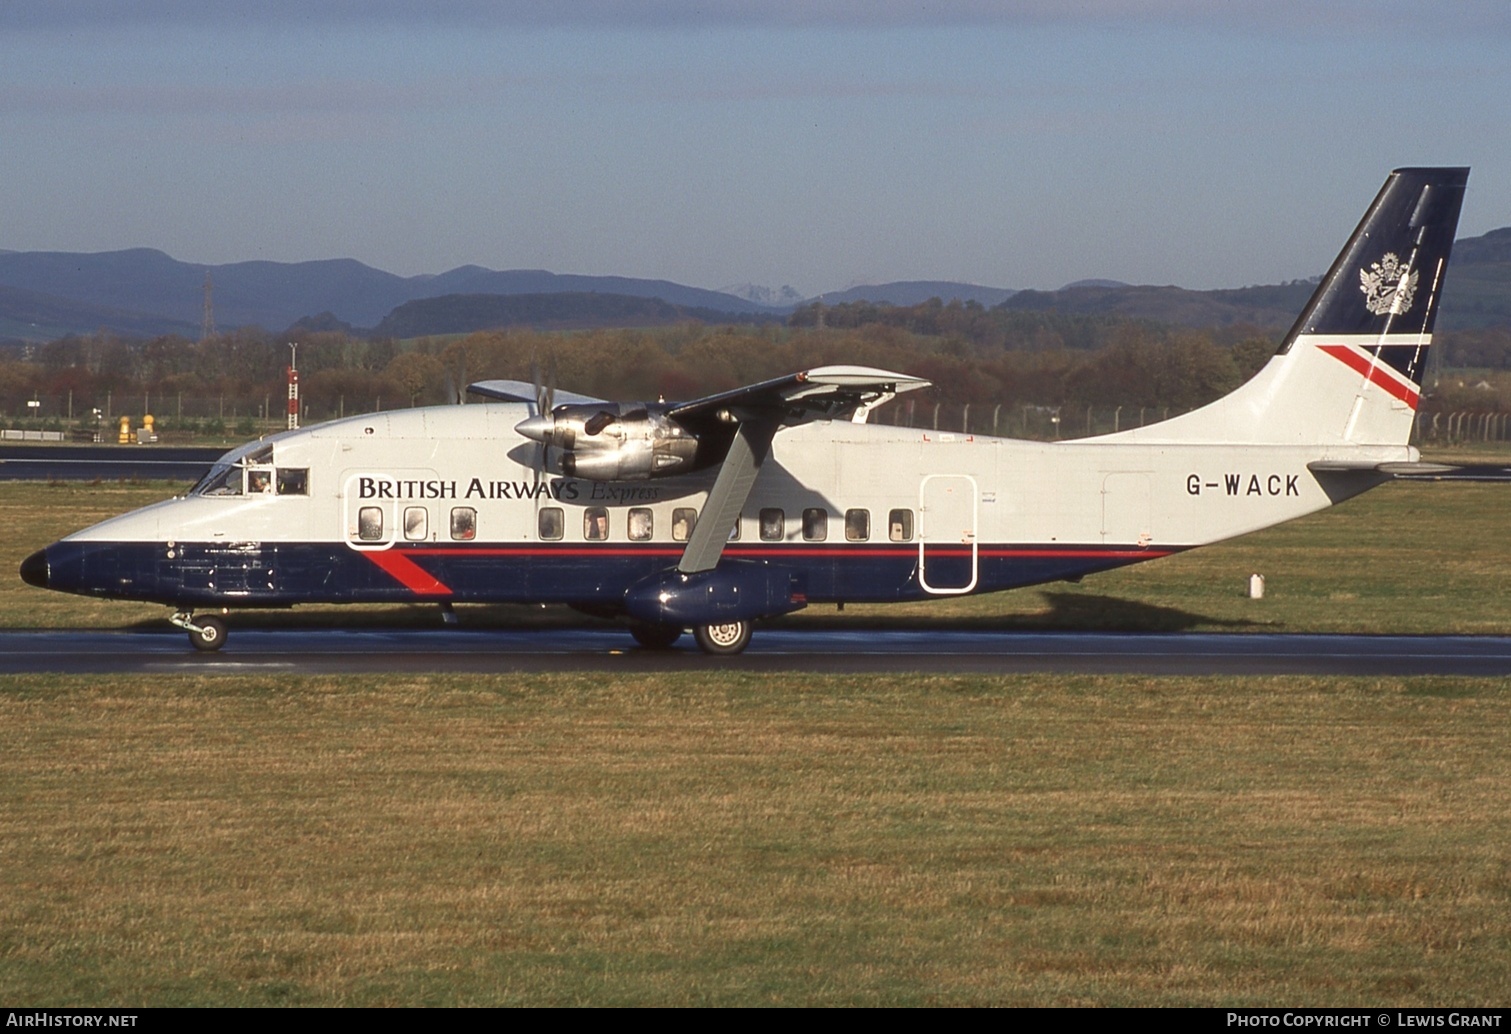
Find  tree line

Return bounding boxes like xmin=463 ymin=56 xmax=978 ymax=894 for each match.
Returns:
xmin=1 ymin=299 xmax=1508 ymax=433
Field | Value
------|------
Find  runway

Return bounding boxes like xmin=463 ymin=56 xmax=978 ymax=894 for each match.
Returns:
xmin=3 ymin=627 xmax=1510 ymax=676
xmin=0 ymin=444 xmax=219 ymax=481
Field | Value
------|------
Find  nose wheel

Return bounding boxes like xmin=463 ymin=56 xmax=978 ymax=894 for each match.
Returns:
xmin=170 ymin=611 xmax=228 ymax=652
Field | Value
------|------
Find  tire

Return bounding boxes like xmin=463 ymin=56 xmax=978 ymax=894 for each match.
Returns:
xmin=630 ymin=624 xmax=683 ymax=650
xmin=189 ymin=615 xmax=227 ymax=652
xmin=693 ymin=620 xmax=751 ymax=656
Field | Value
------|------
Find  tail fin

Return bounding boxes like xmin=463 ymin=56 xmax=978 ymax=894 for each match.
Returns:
xmin=1109 ymin=167 xmax=1468 ymax=447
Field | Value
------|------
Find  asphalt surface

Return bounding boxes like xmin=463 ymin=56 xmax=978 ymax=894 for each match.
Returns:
xmin=0 ymin=445 xmax=220 ymax=481
xmin=2 ymin=627 xmax=1509 ymax=676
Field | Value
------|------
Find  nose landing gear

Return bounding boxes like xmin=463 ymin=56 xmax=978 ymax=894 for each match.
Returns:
xmin=169 ymin=611 xmax=228 ymax=652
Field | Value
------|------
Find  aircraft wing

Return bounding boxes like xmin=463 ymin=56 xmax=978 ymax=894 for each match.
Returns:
xmin=671 ymin=367 xmax=929 ymax=575
xmin=668 ymin=365 xmax=929 ymax=428
xmin=467 ymin=379 xmax=607 ymax=406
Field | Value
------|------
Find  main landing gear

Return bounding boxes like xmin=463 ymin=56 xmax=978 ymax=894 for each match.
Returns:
xmin=629 ymin=619 xmax=753 ymax=655
xmin=629 ymin=623 xmax=684 ymax=650
xmin=170 ymin=611 xmax=227 ymax=652
xmin=693 ymin=620 xmax=752 ymax=656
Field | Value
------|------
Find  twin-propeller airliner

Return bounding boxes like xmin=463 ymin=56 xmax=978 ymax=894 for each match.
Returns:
xmin=20 ymin=167 xmax=1469 ymax=654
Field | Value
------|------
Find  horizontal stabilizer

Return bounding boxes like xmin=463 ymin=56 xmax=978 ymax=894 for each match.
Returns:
xmin=1392 ymin=464 xmax=1511 ymax=482
xmin=1308 ymin=460 xmax=1511 ymax=481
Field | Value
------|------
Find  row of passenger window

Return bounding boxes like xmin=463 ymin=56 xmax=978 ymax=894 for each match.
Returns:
xmin=357 ymin=505 xmax=478 ymax=542
xmin=355 ymin=505 xmax=917 ymax=543
xmin=542 ymin=506 xmax=916 ymax=542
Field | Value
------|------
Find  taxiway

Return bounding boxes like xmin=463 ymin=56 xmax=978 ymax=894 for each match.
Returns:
xmin=2 ymin=628 xmax=1508 ymax=676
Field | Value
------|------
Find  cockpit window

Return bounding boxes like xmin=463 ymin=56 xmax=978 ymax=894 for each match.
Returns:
xmin=193 ymin=463 xmax=242 ymax=496
xmin=192 ymin=461 xmax=308 ymax=498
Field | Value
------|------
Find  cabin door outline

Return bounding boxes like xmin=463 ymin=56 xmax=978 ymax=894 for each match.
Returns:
xmin=918 ymin=473 xmax=978 ymax=594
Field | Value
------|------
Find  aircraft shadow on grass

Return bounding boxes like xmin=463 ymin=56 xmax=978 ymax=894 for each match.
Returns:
xmin=780 ymin=591 xmax=1266 ymax=634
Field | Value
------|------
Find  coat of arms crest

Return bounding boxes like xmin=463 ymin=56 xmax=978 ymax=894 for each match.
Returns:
xmin=1359 ymin=252 xmax=1418 ymax=316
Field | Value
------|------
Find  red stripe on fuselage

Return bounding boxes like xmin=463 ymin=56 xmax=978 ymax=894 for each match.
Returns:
xmin=385 ymin=544 xmax=1174 ymax=561
xmin=1318 ymin=344 xmax=1420 ymax=408
xmin=361 ymin=549 xmax=452 ymax=595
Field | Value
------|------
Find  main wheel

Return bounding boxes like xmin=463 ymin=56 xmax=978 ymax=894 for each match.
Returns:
xmin=630 ymin=623 xmax=683 ymax=650
xmin=693 ymin=620 xmax=751 ymax=656
xmin=189 ymin=615 xmax=227 ymax=652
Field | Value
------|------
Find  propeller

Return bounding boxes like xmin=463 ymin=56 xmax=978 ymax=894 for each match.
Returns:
xmin=527 ymin=354 xmax=558 ymax=495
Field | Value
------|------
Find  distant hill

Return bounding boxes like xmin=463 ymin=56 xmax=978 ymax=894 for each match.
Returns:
xmin=0 ymin=250 xmax=780 ymax=341
xmin=1060 ymin=278 xmax=1130 ymax=290
xmin=0 ymin=281 xmax=197 ymax=342
xmin=4 ymin=224 xmax=1511 ymax=343
xmin=1001 ymin=281 xmax=1317 ymax=331
xmin=814 ymin=281 xmax=1018 ymax=307
xmin=997 ymin=222 xmax=1511 ymax=332
xmin=720 ymin=283 xmax=807 ymax=308
xmin=412 ymin=268 xmax=778 ymax=318
xmin=1440 ymin=227 xmax=1511 ymax=329
xmin=373 ymin=292 xmax=780 ymax=338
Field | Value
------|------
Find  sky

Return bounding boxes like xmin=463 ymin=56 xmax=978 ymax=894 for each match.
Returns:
xmin=3 ymin=1 xmax=1510 ymax=297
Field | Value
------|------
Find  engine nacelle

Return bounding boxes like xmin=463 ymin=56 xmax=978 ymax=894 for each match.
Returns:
xmin=515 ymin=402 xmax=701 ymax=481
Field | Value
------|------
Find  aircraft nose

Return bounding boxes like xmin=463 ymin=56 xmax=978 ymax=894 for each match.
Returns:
xmin=514 ymin=414 xmax=553 ymax=443
xmin=19 ymin=548 xmax=48 ymax=589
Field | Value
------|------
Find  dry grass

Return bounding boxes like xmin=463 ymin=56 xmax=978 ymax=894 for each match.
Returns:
xmin=2 ymin=672 xmax=1507 ymax=1005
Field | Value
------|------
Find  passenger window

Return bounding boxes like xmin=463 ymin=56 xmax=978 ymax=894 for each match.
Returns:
xmin=628 ymin=508 xmax=653 ymax=541
xmin=759 ymin=508 xmax=784 ymax=541
xmin=584 ymin=507 xmax=610 ymax=541
xmin=672 ymin=508 xmax=697 ymax=542
xmin=451 ymin=507 xmax=477 ymax=541
xmin=845 ymin=509 xmax=870 ymax=542
xmin=728 ymin=519 xmax=741 ymax=542
xmin=802 ymin=508 xmax=828 ymax=542
xmin=277 ymin=468 xmax=309 ymax=495
xmin=889 ymin=509 xmax=914 ymax=542
xmin=357 ymin=506 xmax=384 ymax=541
xmin=403 ymin=506 xmax=428 ymax=541
xmin=537 ymin=507 xmax=563 ymax=541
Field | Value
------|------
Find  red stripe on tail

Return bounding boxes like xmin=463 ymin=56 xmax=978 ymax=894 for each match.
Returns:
xmin=1318 ymin=344 xmax=1420 ymax=408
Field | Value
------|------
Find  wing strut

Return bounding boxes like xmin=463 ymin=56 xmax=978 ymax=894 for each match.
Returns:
xmin=677 ymin=416 xmax=778 ymax=574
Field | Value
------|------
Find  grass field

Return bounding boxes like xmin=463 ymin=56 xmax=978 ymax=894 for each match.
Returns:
xmin=2 ymin=672 xmax=1508 ymax=1006
xmin=1 ymin=450 xmax=1508 ymax=1006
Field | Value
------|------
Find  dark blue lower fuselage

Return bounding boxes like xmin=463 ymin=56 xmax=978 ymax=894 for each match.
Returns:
xmin=24 ymin=539 xmax=1177 ymax=611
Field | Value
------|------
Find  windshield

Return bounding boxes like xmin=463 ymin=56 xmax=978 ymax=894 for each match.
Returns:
xmin=192 ymin=463 xmax=243 ymax=496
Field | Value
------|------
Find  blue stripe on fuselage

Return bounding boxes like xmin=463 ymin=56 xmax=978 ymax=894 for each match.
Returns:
xmin=33 ymin=539 xmax=1181 ymax=609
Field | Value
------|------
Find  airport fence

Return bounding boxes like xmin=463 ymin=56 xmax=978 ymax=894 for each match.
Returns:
xmin=0 ymin=392 xmax=1507 ymax=445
